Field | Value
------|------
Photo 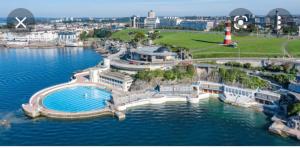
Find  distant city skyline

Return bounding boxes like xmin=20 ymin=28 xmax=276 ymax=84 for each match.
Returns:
xmin=0 ymin=0 xmax=299 ymax=17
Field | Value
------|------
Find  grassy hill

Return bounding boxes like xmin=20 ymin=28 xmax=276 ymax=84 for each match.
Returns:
xmin=286 ymin=40 xmax=300 ymax=57
xmin=111 ymin=28 xmax=148 ymax=42
xmin=111 ymin=29 xmax=300 ymax=58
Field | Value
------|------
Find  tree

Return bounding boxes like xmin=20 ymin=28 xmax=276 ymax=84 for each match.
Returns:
xmin=186 ymin=64 xmax=195 ymax=78
xmin=164 ymin=70 xmax=176 ymax=80
xmin=133 ymin=31 xmax=146 ymax=43
xmin=79 ymin=31 xmax=88 ymax=40
xmin=288 ymin=103 xmax=300 ymax=116
xmin=94 ymin=29 xmax=112 ymax=38
xmin=148 ymin=30 xmax=160 ymax=40
xmin=243 ymin=63 xmax=252 ymax=69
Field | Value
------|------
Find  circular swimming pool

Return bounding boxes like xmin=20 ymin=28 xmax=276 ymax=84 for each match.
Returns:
xmin=42 ymin=86 xmax=112 ymax=113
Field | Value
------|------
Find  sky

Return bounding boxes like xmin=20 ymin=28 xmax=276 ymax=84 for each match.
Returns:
xmin=0 ymin=0 xmax=299 ymax=17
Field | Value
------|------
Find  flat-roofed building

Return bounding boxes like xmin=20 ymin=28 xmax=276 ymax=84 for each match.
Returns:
xmin=160 ymin=17 xmax=182 ymax=27
xmin=89 ymin=59 xmax=133 ymax=92
xmin=179 ymin=20 xmax=214 ymax=31
xmin=159 ymin=84 xmax=194 ymax=94
xmin=98 ymin=71 xmax=133 ymax=92
xmin=224 ymin=85 xmax=256 ymax=99
xmin=198 ymin=81 xmax=224 ymax=94
xmin=58 ymin=32 xmax=77 ymax=42
xmin=255 ymin=90 xmax=281 ymax=105
xmin=128 ymin=46 xmax=177 ymax=63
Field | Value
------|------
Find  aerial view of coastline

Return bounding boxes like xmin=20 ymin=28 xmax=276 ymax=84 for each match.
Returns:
xmin=0 ymin=0 xmax=300 ymax=146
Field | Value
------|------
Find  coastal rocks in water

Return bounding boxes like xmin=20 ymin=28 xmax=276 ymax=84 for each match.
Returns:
xmin=269 ymin=121 xmax=300 ymax=140
xmin=269 ymin=121 xmax=288 ymax=137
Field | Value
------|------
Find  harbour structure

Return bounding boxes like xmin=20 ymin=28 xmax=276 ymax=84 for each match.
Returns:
xmin=22 ymin=70 xmax=282 ymax=121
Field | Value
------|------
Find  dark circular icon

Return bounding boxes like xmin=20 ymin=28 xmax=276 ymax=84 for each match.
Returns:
xmin=6 ymin=8 xmax=35 ymax=35
xmin=266 ymin=8 xmax=294 ymax=35
xmin=229 ymin=8 xmax=254 ymax=36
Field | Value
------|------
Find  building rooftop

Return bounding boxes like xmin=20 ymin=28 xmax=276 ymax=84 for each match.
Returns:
xmin=131 ymin=46 xmax=177 ymax=56
xmin=256 ymin=90 xmax=281 ymax=97
xmin=99 ymin=71 xmax=133 ymax=82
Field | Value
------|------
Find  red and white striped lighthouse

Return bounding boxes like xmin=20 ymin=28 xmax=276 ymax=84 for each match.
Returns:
xmin=223 ymin=20 xmax=232 ymax=45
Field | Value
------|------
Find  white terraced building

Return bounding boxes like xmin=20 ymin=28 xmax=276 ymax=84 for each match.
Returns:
xmin=195 ymin=81 xmax=281 ymax=107
xmin=98 ymin=71 xmax=133 ymax=92
xmin=89 ymin=59 xmax=133 ymax=92
xmin=3 ymin=31 xmax=58 ymax=42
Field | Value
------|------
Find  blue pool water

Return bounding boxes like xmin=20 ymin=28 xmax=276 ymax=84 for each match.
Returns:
xmin=43 ymin=86 xmax=111 ymax=112
xmin=0 ymin=48 xmax=299 ymax=145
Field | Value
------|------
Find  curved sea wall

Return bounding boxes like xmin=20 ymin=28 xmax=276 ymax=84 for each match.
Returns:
xmin=115 ymin=93 xmax=211 ymax=111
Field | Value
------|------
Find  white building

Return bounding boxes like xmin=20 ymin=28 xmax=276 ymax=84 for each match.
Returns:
xmin=130 ymin=15 xmax=144 ymax=28
xmin=89 ymin=59 xmax=133 ymax=92
xmin=3 ymin=31 xmax=58 ymax=42
xmin=160 ymin=17 xmax=182 ymax=27
xmin=98 ymin=71 xmax=133 ymax=92
xmin=58 ymin=32 xmax=77 ymax=42
xmin=197 ymin=81 xmax=281 ymax=107
xmin=148 ymin=10 xmax=156 ymax=18
xmin=179 ymin=20 xmax=215 ymax=31
xmin=144 ymin=18 xmax=160 ymax=29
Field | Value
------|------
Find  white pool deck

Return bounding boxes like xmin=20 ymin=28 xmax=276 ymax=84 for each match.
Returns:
xmin=22 ymin=71 xmax=113 ymax=118
xmin=115 ymin=93 xmax=212 ymax=111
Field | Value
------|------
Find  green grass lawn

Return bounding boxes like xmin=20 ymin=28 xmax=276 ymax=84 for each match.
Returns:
xmin=111 ymin=29 xmax=300 ymax=58
xmin=111 ymin=28 xmax=148 ymax=42
xmin=286 ymin=39 xmax=300 ymax=57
